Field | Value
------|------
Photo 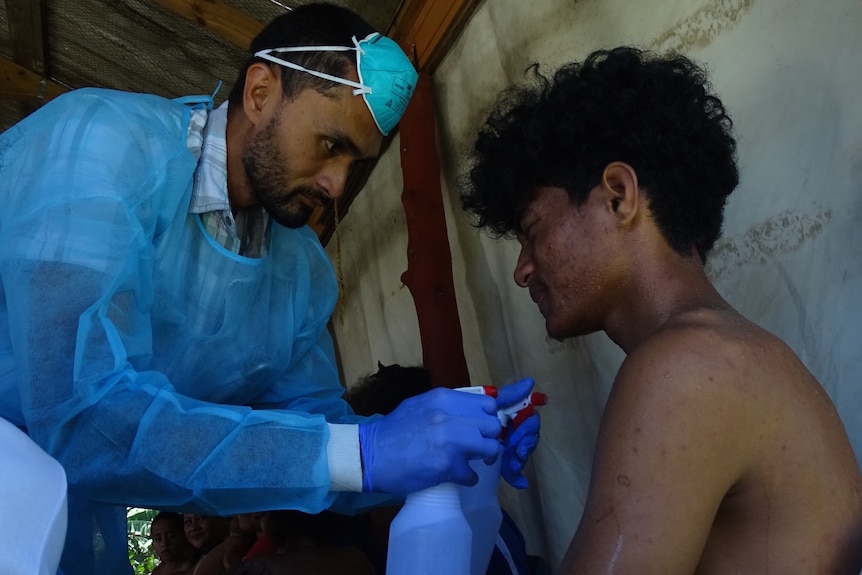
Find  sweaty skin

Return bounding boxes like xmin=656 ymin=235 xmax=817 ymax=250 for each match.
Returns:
xmin=514 ymin=168 xmax=862 ymax=575
xmin=564 ymin=310 xmax=862 ymax=575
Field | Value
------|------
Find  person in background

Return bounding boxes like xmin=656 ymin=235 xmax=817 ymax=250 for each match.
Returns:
xmin=236 ymin=512 xmax=278 ymax=561
xmin=183 ymin=515 xmax=229 ymax=565
xmin=277 ymin=509 xmax=374 ymax=575
xmin=224 ymin=509 xmax=374 ymax=575
xmin=0 ymin=3 xmax=539 ymax=574
xmin=150 ymin=512 xmax=198 ymax=575
xmin=343 ymin=361 xmax=435 ymax=418
xmin=220 ymin=516 xmax=259 ymax=571
xmin=183 ymin=514 xmax=255 ymax=575
xmin=459 ymin=46 xmax=862 ymax=574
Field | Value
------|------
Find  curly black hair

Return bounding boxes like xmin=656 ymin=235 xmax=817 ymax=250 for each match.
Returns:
xmin=459 ymin=47 xmax=739 ymax=262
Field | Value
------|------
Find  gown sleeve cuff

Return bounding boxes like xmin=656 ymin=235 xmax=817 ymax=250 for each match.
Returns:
xmin=326 ymin=423 xmax=362 ymax=492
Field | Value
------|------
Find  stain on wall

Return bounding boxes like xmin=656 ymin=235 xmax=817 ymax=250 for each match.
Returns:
xmin=706 ymin=206 xmax=832 ymax=279
xmin=649 ymin=0 xmax=755 ymax=54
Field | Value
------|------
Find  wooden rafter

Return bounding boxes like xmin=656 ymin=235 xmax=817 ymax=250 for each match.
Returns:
xmin=153 ymin=0 xmax=480 ymax=75
xmin=2 ymin=0 xmax=61 ymax=115
xmin=152 ymin=0 xmax=262 ymax=50
xmin=0 ymin=56 xmax=67 ymax=101
xmin=5 ymin=0 xmax=48 ymax=74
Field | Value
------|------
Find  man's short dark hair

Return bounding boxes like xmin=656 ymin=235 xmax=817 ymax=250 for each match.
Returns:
xmin=228 ymin=3 xmax=376 ymax=106
xmin=459 ymin=47 xmax=739 ymax=262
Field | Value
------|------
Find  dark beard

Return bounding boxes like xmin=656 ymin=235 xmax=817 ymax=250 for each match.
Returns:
xmin=242 ymin=112 xmax=331 ymax=229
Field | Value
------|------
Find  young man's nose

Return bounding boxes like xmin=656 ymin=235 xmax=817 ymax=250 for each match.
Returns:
xmin=514 ymin=247 xmax=534 ymax=287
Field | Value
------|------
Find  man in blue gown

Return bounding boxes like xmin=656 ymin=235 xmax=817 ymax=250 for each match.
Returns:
xmin=0 ymin=4 xmax=538 ymax=573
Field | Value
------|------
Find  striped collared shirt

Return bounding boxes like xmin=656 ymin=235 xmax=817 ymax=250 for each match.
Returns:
xmin=186 ymin=102 xmax=270 ymax=257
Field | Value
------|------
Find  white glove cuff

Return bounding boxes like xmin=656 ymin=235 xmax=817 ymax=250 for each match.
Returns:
xmin=326 ymin=423 xmax=363 ymax=492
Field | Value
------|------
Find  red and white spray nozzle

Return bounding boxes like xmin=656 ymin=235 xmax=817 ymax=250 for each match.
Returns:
xmin=499 ymin=390 xmax=547 ymax=428
xmin=455 ymin=385 xmax=547 ymax=431
xmin=455 ymin=385 xmax=499 ymax=398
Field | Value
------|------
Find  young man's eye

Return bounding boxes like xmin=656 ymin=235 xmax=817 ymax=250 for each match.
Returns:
xmin=520 ymin=221 xmax=536 ymax=240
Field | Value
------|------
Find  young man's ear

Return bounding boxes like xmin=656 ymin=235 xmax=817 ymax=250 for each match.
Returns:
xmin=600 ymin=161 xmax=641 ymax=226
xmin=242 ymin=63 xmax=279 ymax=126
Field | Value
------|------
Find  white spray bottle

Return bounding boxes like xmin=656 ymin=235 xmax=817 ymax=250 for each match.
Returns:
xmin=385 ymin=384 xmax=546 ymax=575
xmin=455 ymin=385 xmax=547 ymax=575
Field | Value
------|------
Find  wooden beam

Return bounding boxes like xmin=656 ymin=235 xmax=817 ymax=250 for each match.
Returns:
xmin=387 ymin=0 xmax=480 ymax=73
xmin=399 ymin=73 xmax=471 ymax=388
xmin=0 ymin=56 xmax=67 ymax=101
xmin=5 ymin=0 xmax=48 ymax=74
xmin=153 ymin=0 xmax=263 ymax=50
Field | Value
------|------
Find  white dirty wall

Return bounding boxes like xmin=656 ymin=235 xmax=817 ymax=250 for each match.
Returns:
xmin=328 ymin=0 xmax=862 ymax=568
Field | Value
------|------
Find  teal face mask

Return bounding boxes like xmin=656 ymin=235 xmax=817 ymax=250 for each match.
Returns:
xmin=254 ymin=32 xmax=418 ymax=136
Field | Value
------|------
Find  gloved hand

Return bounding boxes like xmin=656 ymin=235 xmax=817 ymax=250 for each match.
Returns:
xmin=496 ymin=378 xmax=541 ymax=489
xmin=358 ymin=387 xmax=503 ymax=494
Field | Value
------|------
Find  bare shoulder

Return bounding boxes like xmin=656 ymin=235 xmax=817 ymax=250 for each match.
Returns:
xmin=607 ymin=309 xmax=776 ymax=450
xmin=596 ymin=309 xmax=774 ymax=500
xmin=585 ymin=307 xmax=862 ymax=574
xmin=612 ymin=308 xmax=828 ymax=430
xmin=606 ymin=307 xmax=860 ymax=497
xmin=562 ymin=311 xmax=773 ymax=573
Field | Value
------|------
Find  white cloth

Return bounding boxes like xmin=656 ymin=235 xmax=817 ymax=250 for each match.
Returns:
xmin=0 ymin=417 xmax=68 ymax=575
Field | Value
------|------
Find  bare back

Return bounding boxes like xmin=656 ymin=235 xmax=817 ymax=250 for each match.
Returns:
xmin=561 ymin=307 xmax=862 ymax=575
xmin=693 ymin=312 xmax=862 ymax=574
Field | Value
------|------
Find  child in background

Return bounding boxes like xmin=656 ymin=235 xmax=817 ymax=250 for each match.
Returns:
xmin=236 ymin=512 xmax=278 ymax=561
xmin=150 ymin=512 xmax=198 ymax=575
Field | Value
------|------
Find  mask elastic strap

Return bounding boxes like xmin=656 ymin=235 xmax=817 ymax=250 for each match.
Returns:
xmin=254 ymin=45 xmax=371 ymax=96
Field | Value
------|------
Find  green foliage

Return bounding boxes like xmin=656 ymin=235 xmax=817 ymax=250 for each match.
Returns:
xmin=128 ymin=508 xmax=158 ymax=575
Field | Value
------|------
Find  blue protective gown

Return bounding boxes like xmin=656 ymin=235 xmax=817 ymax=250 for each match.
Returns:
xmin=0 ymin=88 xmax=375 ymax=574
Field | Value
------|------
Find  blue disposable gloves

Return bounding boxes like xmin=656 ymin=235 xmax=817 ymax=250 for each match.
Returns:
xmin=496 ymin=378 xmax=541 ymax=489
xmin=358 ymin=377 xmax=542 ymax=494
xmin=358 ymin=387 xmax=502 ymax=494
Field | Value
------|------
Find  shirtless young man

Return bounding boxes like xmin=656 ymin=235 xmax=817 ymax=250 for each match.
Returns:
xmin=459 ymin=47 xmax=862 ymax=574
